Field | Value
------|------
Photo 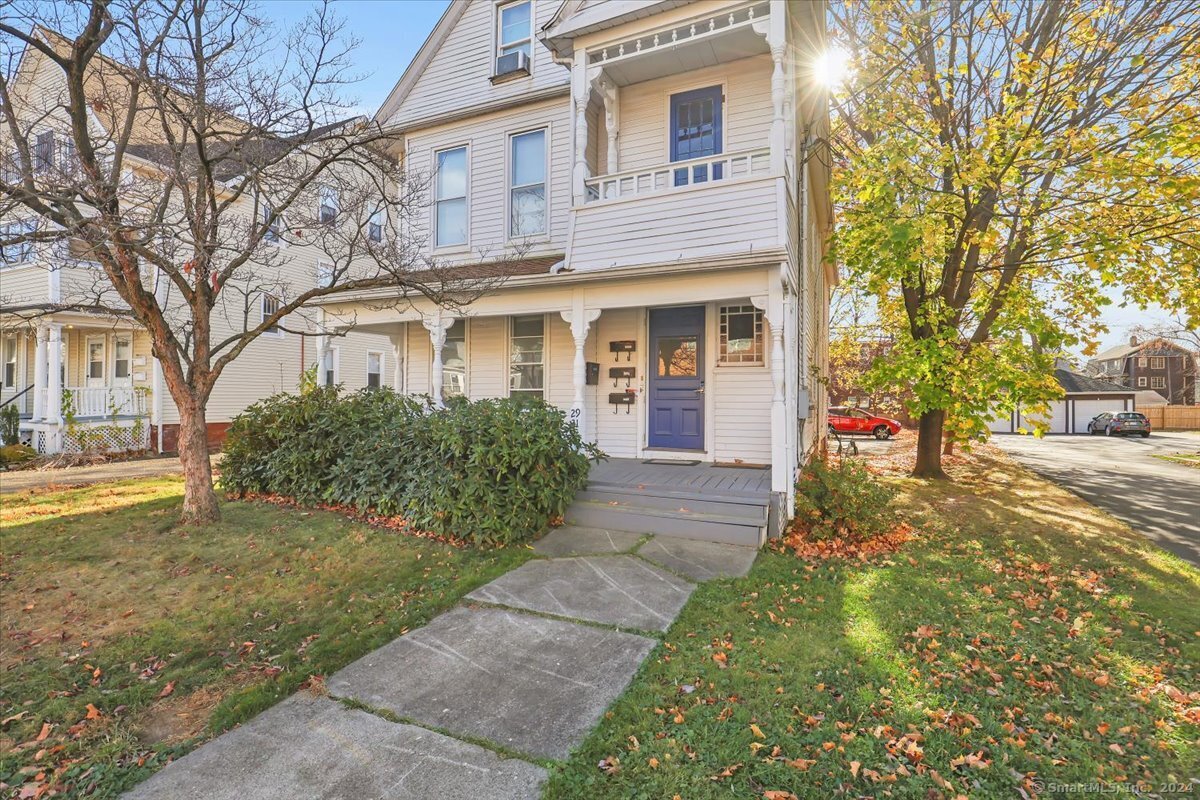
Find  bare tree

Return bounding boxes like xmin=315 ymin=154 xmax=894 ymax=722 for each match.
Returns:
xmin=1 ymin=1 xmax=507 ymax=522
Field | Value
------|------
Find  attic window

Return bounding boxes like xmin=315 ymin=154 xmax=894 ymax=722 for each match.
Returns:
xmin=495 ymin=1 xmax=532 ymax=78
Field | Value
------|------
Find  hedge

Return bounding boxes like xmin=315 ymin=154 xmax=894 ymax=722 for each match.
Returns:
xmin=221 ymin=388 xmax=603 ymax=546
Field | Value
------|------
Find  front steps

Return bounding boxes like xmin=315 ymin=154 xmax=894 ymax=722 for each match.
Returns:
xmin=565 ymin=477 xmax=770 ymax=548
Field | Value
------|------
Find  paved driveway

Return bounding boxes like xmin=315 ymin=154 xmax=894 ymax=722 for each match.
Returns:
xmin=994 ymin=431 xmax=1200 ymax=567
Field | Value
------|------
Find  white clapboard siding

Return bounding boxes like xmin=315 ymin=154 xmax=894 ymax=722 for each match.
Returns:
xmin=591 ymin=307 xmax=641 ymax=459
xmin=615 ymin=55 xmax=773 ymax=173
xmin=570 ymin=177 xmax=780 ymax=271
xmin=404 ymin=99 xmax=571 ymax=261
xmin=385 ymin=0 xmax=569 ymax=130
xmin=712 ymin=362 xmax=773 ymax=464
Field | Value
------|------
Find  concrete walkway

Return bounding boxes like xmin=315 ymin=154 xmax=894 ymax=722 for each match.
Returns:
xmin=0 ymin=455 xmax=196 ymax=494
xmin=122 ymin=526 xmax=758 ymax=799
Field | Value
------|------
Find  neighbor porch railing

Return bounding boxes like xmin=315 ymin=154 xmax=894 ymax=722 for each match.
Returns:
xmin=584 ymin=147 xmax=771 ymax=203
xmin=36 ymin=385 xmax=147 ymax=418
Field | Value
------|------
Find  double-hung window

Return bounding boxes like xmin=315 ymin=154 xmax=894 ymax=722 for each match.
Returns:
xmin=509 ymin=315 xmax=544 ymax=400
xmin=262 ymin=200 xmax=281 ymax=243
xmin=320 ymin=348 xmax=338 ymax=386
xmin=718 ymin=304 xmax=764 ymax=364
xmin=316 ymin=259 xmax=334 ymax=288
xmin=443 ymin=319 xmax=467 ymax=398
xmin=434 ymin=146 xmax=468 ymax=248
xmin=2 ymin=337 xmax=16 ymax=389
xmin=1151 ymin=376 xmax=1166 ymax=389
xmin=366 ymin=352 xmax=383 ymax=390
xmin=34 ymin=132 xmax=54 ymax=172
xmin=1137 ymin=356 xmax=1147 ymax=367
xmin=1150 ymin=356 xmax=1165 ymax=370
xmin=497 ymin=1 xmax=532 ymax=65
xmin=113 ymin=336 xmax=132 ymax=381
xmin=261 ymin=294 xmax=282 ymax=335
xmin=318 ymin=185 xmax=339 ymax=224
xmin=368 ymin=208 xmax=384 ymax=243
xmin=509 ymin=129 xmax=546 ymax=237
xmin=0 ymin=220 xmax=36 ymax=265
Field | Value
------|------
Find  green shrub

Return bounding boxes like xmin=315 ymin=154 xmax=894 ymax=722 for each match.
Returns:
xmin=221 ymin=388 xmax=602 ymax=546
xmin=1 ymin=404 xmax=19 ymax=446
xmin=0 ymin=443 xmax=36 ymax=466
xmin=793 ymin=456 xmax=897 ymax=542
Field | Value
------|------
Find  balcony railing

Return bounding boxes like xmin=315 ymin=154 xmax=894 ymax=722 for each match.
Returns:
xmin=37 ymin=385 xmax=147 ymax=418
xmin=584 ymin=147 xmax=771 ymax=203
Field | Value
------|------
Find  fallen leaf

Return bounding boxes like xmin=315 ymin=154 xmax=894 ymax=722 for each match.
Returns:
xmin=36 ymin=722 xmax=51 ymax=741
xmin=850 ymin=760 xmax=861 ymax=778
xmin=750 ymin=723 xmax=766 ymax=739
xmin=85 ymin=704 xmax=102 ymax=720
xmin=158 ymin=680 xmax=177 ymax=698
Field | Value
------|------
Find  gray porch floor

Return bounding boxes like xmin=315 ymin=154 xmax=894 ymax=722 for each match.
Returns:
xmin=588 ymin=457 xmax=772 ymax=496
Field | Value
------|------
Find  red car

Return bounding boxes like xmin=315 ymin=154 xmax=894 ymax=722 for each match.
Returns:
xmin=828 ymin=406 xmax=902 ymax=440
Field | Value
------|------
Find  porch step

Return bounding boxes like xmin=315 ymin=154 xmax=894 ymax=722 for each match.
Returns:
xmin=565 ymin=485 xmax=769 ymax=548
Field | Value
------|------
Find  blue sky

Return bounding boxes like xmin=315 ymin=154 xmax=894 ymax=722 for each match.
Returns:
xmin=255 ymin=0 xmax=1178 ymax=353
xmin=257 ymin=0 xmax=450 ymax=115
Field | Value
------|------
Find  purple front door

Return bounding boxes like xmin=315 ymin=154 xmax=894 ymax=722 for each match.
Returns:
xmin=648 ymin=306 xmax=705 ymax=450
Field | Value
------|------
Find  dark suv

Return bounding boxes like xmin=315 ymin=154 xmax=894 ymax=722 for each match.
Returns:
xmin=1087 ymin=411 xmax=1151 ymax=437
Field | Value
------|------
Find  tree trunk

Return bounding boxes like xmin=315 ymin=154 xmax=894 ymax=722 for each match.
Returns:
xmin=913 ymin=409 xmax=949 ymax=479
xmin=177 ymin=398 xmax=220 ymax=523
xmin=942 ymin=435 xmax=956 ymax=456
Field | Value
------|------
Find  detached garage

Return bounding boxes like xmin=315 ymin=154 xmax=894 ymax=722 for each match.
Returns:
xmin=990 ymin=369 xmax=1137 ymax=435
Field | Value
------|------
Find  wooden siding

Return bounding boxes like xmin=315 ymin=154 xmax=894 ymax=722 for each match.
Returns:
xmin=403 ymin=98 xmax=571 ymax=261
xmin=712 ymin=359 xmax=773 ymax=464
xmin=569 ymin=176 xmax=780 ymax=271
xmin=385 ymin=0 xmax=569 ymax=130
xmin=615 ymin=55 xmax=773 ymax=173
xmin=591 ymin=307 xmax=641 ymax=458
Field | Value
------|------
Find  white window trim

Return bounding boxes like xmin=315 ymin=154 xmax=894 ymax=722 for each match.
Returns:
xmin=85 ymin=334 xmax=107 ymax=383
xmin=434 ymin=318 xmax=469 ymax=398
xmin=1151 ymin=376 xmax=1166 ymax=389
xmin=432 ymin=143 xmax=471 ymax=252
xmin=261 ymin=294 xmax=285 ymax=338
xmin=716 ymin=302 xmax=765 ymax=367
xmin=661 ymin=80 xmax=729 ymax=164
xmin=316 ymin=259 xmax=335 ymax=289
xmin=112 ymin=334 xmax=133 ymax=383
xmin=506 ymin=126 xmax=550 ymax=241
xmin=318 ymin=185 xmax=340 ymax=224
xmin=261 ymin=195 xmax=284 ymax=245
xmin=0 ymin=219 xmax=37 ymax=267
xmin=495 ymin=0 xmax=534 ymax=74
xmin=1137 ymin=376 xmax=1147 ymax=387
xmin=366 ymin=350 xmax=384 ymax=390
xmin=1137 ymin=356 xmax=1147 ymax=367
xmin=507 ymin=313 xmax=548 ymax=399
xmin=320 ymin=347 xmax=340 ymax=387
xmin=1150 ymin=356 xmax=1165 ymax=370
xmin=367 ymin=208 xmax=385 ymax=244
xmin=1 ymin=335 xmax=17 ymax=390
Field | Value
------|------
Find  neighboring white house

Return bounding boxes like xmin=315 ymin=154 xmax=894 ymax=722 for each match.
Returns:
xmin=316 ymin=0 xmax=836 ymax=518
xmin=0 ymin=31 xmax=393 ymax=454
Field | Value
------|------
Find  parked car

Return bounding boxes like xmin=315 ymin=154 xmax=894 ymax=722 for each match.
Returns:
xmin=828 ymin=407 xmax=903 ymax=440
xmin=1086 ymin=411 xmax=1151 ymax=437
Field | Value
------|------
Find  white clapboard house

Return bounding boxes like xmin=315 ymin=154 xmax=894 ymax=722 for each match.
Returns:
xmin=317 ymin=0 xmax=836 ymax=542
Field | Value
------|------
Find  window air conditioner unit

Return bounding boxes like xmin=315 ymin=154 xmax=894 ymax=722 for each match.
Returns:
xmin=495 ymin=50 xmax=530 ymax=77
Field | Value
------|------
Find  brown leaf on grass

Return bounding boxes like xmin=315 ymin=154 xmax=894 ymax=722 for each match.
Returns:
xmin=750 ymin=723 xmax=766 ymax=739
xmin=786 ymin=758 xmax=815 ymax=770
xmin=850 ymin=760 xmax=861 ymax=777
xmin=764 ymin=792 xmax=798 ymax=800
xmin=1 ymin=711 xmax=27 ymax=727
xmin=85 ymin=704 xmax=102 ymax=720
xmin=158 ymin=681 xmax=176 ymax=698
xmin=36 ymin=722 xmax=51 ymax=741
xmin=711 ymin=762 xmax=742 ymax=780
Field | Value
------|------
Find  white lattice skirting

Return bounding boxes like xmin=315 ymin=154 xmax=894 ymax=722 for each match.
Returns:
xmin=62 ymin=421 xmax=151 ymax=454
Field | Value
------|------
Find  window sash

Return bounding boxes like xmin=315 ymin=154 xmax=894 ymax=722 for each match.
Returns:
xmin=114 ymin=337 xmax=132 ymax=379
xmin=509 ymin=315 xmax=544 ymax=397
xmin=509 ymin=129 xmax=546 ymax=237
xmin=316 ymin=260 xmax=334 ymax=288
xmin=34 ymin=132 xmax=54 ymax=172
xmin=319 ymin=186 xmax=339 ymax=223
xmin=1151 ymin=376 xmax=1166 ymax=389
xmin=368 ymin=209 xmax=384 ymax=243
xmin=718 ymin=304 xmax=764 ymax=364
xmin=435 ymin=147 xmax=468 ymax=247
xmin=498 ymin=1 xmax=532 ymax=59
xmin=367 ymin=352 xmax=382 ymax=389
xmin=2 ymin=337 xmax=15 ymax=389
xmin=262 ymin=295 xmax=282 ymax=333
xmin=1 ymin=220 xmax=36 ymax=264
xmin=1150 ymin=357 xmax=1165 ymax=369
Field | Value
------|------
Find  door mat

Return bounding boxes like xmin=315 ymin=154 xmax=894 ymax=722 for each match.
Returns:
xmin=641 ymin=459 xmax=701 ymax=466
xmin=713 ymin=462 xmax=770 ymax=470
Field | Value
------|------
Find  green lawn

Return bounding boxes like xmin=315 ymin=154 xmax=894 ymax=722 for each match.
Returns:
xmin=0 ymin=478 xmax=528 ymax=798
xmin=543 ymin=448 xmax=1200 ymax=799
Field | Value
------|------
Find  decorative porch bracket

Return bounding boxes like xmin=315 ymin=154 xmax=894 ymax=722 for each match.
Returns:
xmin=423 ymin=312 xmax=457 ymax=408
xmin=560 ymin=305 xmax=601 ymax=439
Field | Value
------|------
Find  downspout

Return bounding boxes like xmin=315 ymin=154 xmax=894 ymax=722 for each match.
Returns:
xmin=797 ymin=131 xmax=811 ymax=459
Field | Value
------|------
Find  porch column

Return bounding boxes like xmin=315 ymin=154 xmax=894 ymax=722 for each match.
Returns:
xmin=753 ymin=292 xmax=788 ymax=494
xmin=598 ymin=76 xmax=619 ymax=175
xmin=571 ymin=49 xmax=592 ymax=205
xmin=561 ymin=305 xmax=601 ymax=439
xmin=46 ymin=324 xmax=63 ymax=425
xmin=32 ymin=325 xmax=48 ymax=421
xmin=423 ymin=313 xmax=455 ymax=408
xmin=757 ymin=2 xmax=788 ymax=174
xmin=389 ymin=326 xmax=406 ymax=394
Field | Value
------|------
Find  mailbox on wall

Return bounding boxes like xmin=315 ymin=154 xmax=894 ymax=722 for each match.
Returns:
xmin=608 ymin=392 xmax=636 ymax=414
xmin=585 ymin=362 xmax=600 ymax=385
xmin=609 ymin=340 xmax=636 ymax=361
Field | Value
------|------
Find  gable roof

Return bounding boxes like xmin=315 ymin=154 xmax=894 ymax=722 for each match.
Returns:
xmin=373 ymin=1 xmax=470 ymax=126
xmin=1055 ymin=368 xmax=1134 ymax=395
xmin=1091 ymin=337 xmax=1194 ymax=363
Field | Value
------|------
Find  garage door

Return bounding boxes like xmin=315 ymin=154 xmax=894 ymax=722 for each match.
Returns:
xmin=986 ymin=408 xmax=1014 ymax=433
xmin=1019 ymin=401 xmax=1068 ymax=434
xmin=1072 ymin=399 xmax=1119 ymax=434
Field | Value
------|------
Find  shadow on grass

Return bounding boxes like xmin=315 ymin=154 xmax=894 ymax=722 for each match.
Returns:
xmin=0 ymin=482 xmax=530 ymax=799
xmin=542 ymin=452 xmax=1200 ymax=799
